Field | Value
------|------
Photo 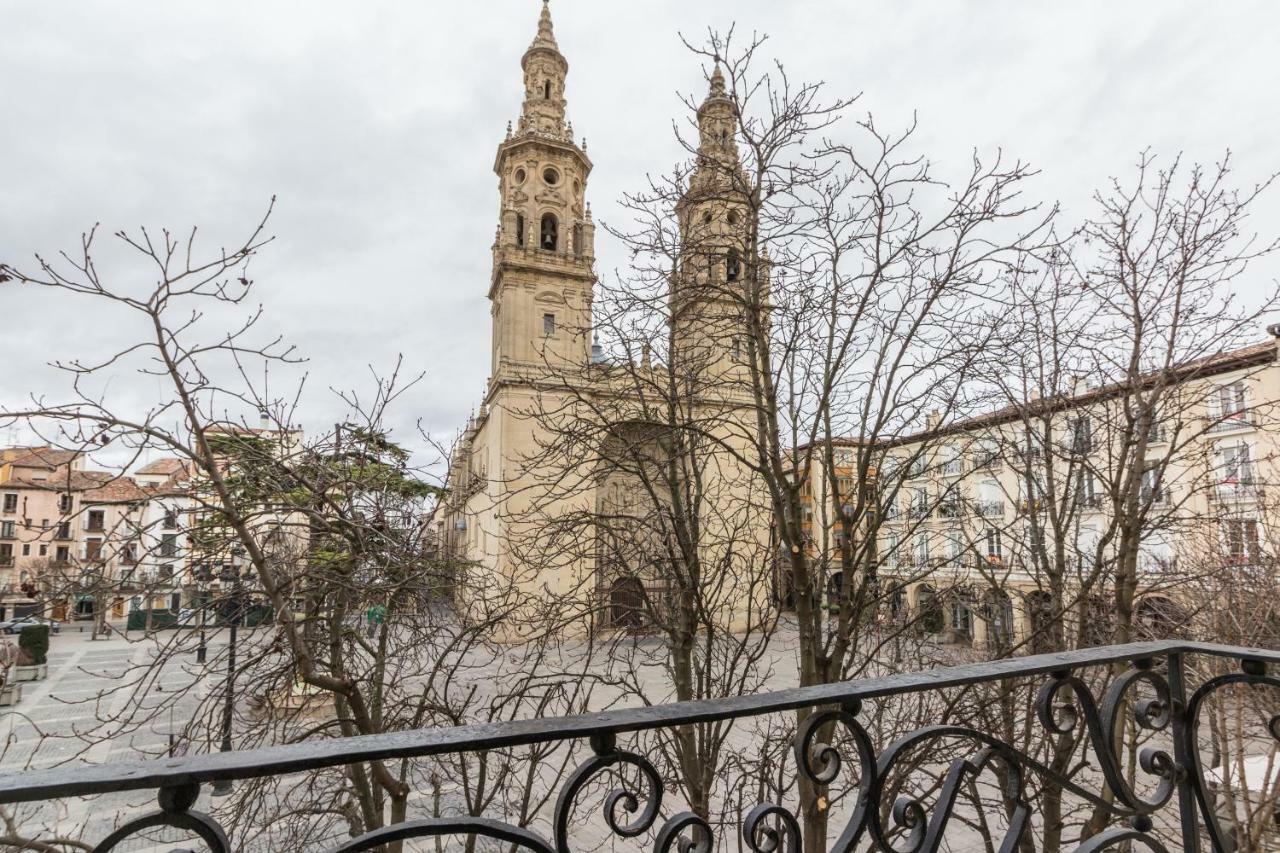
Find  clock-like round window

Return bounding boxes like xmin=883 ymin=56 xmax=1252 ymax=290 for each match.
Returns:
xmin=543 ymin=167 xmax=560 ymax=186
xmin=513 ymin=168 xmax=527 ymax=185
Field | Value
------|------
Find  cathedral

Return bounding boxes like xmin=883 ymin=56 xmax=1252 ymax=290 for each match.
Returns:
xmin=441 ymin=1 xmax=772 ymax=636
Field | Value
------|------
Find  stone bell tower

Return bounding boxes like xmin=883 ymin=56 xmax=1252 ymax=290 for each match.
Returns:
xmin=489 ymin=0 xmax=596 ymax=376
xmin=672 ymin=65 xmax=758 ymax=391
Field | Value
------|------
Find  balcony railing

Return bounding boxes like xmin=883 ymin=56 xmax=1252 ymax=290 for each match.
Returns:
xmin=1 ymin=641 xmax=1277 ymax=851
xmin=1208 ymin=412 xmax=1253 ymax=433
xmin=976 ymin=499 xmax=1004 ymax=518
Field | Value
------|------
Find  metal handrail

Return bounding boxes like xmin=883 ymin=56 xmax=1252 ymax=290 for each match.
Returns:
xmin=1 ymin=640 xmax=1275 ymax=805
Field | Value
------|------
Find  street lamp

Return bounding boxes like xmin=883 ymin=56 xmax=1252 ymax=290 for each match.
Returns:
xmin=194 ymin=566 xmax=211 ymax=664
xmin=211 ymin=559 xmax=255 ymax=797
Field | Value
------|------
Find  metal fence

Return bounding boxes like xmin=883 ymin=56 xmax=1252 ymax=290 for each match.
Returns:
xmin=2 ymin=640 xmax=1278 ymax=851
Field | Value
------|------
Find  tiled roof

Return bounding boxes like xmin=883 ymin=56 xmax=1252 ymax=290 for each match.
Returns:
xmin=80 ymin=476 xmax=151 ymax=504
xmin=1 ymin=446 xmax=80 ymax=470
xmin=136 ymin=457 xmax=190 ymax=476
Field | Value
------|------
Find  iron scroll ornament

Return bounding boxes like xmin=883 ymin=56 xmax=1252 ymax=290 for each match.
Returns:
xmin=788 ymin=664 xmax=1181 ymax=853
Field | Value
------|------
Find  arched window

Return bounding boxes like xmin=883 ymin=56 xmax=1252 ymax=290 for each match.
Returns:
xmin=540 ymin=213 xmax=558 ymax=251
xmin=543 ymin=80 xmax=552 ymax=100
xmin=573 ymin=223 xmax=584 ymax=257
xmin=515 ymin=213 xmax=525 ymax=247
xmin=726 ymin=249 xmax=741 ymax=282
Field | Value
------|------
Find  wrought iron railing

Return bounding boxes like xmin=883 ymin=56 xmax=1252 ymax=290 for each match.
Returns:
xmin=1 ymin=641 xmax=1278 ymax=851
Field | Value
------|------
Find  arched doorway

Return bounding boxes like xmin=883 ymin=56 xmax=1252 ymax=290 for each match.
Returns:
xmin=609 ymin=575 xmax=646 ymax=631
xmin=1136 ymin=595 xmax=1189 ymax=639
xmin=983 ymin=589 xmax=1015 ymax=649
xmin=916 ymin=585 xmax=943 ymax=634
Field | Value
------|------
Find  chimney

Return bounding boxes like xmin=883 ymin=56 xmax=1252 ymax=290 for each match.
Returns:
xmin=926 ymin=409 xmax=941 ymax=431
xmin=258 ymin=409 xmax=271 ymax=430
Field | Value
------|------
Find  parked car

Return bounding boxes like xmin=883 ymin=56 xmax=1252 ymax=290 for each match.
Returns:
xmin=0 ymin=615 xmax=61 ymax=635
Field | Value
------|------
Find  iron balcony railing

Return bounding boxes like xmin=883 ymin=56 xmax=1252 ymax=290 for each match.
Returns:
xmin=1 ymin=641 xmax=1278 ymax=852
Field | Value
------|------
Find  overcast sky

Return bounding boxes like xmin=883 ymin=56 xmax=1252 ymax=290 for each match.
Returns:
xmin=3 ymin=1 xmax=1278 ymax=465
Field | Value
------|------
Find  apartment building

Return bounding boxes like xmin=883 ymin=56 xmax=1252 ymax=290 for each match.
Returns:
xmin=801 ymin=334 xmax=1280 ymax=648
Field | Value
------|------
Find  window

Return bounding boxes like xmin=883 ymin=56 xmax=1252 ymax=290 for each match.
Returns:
xmin=122 ymin=542 xmax=138 ymax=563
xmin=2 ymin=494 xmax=16 ymax=513
xmin=1218 ymin=382 xmax=1248 ymax=419
xmin=515 ymin=213 xmax=526 ymax=247
xmin=973 ymin=438 xmax=1001 ymax=470
xmin=542 ymin=313 xmax=556 ymax=336
xmin=0 ymin=544 xmax=12 ymax=565
xmin=87 ymin=509 xmax=105 ymax=531
xmin=161 ymin=534 xmax=178 ymax=558
xmin=513 ymin=167 xmax=526 ymax=185
xmin=1069 ymin=416 xmax=1093 ymax=454
xmin=985 ymin=528 xmax=1003 ymax=560
xmin=1220 ymin=442 xmax=1254 ymax=486
xmin=540 ymin=213 xmax=558 ymax=250
xmin=1079 ymin=473 xmax=1100 ymax=508
xmin=914 ymin=533 xmax=930 ymax=565
xmin=58 ymin=494 xmax=72 ymax=513
xmin=543 ymin=80 xmax=552 ymax=100
xmin=730 ymin=337 xmax=742 ymax=362
xmin=163 ymin=509 xmax=178 ymax=530
xmin=1223 ymin=520 xmax=1261 ymax=565
xmin=1141 ymin=462 xmax=1166 ymax=505
xmin=85 ymin=539 xmax=103 ymax=561
xmin=542 ymin=167 xmax=559 ymax=186
xmin=0 ymin=521 xmax=14 ymax=539
xmin=160 ymin=564 xmax=175 ymax=581
xmin=884 ymin=532 xmax=899 ymax=568
xmin=941 ymin=446 xmax=963 ymax=476
xmin=727 ymin=209 xmax=740 ymax=226
xmin=726 ymin=249 xmax=741 ymax=282
xmin=909 ymin=487 xmax=929 ymax=518
xmin=38 ymin=544 xmax=47 ymax=557
xmin=55 ymin=545 xmax=69 ymax=564
xmin=21 ymin=544 xmax=30 ymax=556
xmin=55 ymin=521 xmax=71 ymax=539
xmin=1146 ymin=412 xmax=1166 ymax=444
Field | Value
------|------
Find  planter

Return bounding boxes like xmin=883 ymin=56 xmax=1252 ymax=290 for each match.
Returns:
xmin=0 ymin=681 xmax=22 ymax=707
xmin=14 ymin=663 xmax=47 ymax=682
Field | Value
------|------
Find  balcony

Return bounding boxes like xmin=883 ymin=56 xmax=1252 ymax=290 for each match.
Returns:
xmin=1 ymin=641 xmax=1276 ymax=851
xmin=936 ymin=501 xmax=963 ymax=520
xmin=976 ymin=499 xmax=1005 ymax=518
xmin=1208 ymin=412 xmax=1253 ymax=434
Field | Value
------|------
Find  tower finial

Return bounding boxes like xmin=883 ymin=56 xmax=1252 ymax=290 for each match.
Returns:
xmin=709 ymin=62 xmax=726 ymax=98
xmin=530 ymin=0 xmax=558 ymax=52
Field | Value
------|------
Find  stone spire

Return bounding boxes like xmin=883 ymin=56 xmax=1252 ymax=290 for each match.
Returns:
xmin=528 ymin=0 xmax=558 ymax=53
xmin=697 ymin=62 xmax=737 ymax=158
xmin=685 ymin=62 xmax=741 ymax=197
xmin=518 ymin=0 xmax=569 ymax=137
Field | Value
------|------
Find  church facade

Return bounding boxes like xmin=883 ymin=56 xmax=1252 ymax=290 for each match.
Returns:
xmin=439 ymin=2 xmax=773 ymax=637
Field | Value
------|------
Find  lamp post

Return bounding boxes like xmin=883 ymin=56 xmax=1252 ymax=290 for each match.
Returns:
xmin=195 ymin=566 xmax=210 ymax=664
xmin=211 ymin=554 xmax=253 ymax=797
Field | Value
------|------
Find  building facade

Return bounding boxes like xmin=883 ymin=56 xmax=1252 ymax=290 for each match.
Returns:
xmin=801 ymin=335 xmax=1280 ymax=648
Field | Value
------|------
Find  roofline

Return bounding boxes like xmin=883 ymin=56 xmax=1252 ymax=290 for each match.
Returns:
xmin=796 ymin=338 xmax=1278 ymax=455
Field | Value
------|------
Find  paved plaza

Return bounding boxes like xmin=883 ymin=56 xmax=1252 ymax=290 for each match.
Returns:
xmin=0 ymin=625 xmax=221 ymax=849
